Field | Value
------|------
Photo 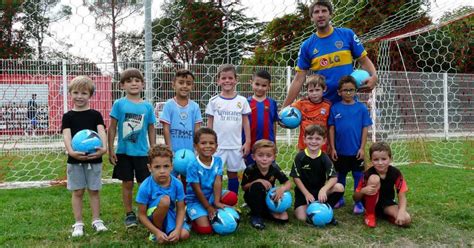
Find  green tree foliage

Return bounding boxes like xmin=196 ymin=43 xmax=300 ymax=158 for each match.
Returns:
xmin=21 ymin=0 xmax=71 ymax=60
xmin=0 ymin=4 xmax=32 ymax=59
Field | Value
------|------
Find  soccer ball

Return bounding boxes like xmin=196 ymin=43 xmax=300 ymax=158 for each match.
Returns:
xmin=350 ymin=69 xmax=371 ymax=88
xmin=172 ymin=149 xmax=195 ymax=176
xmin=265 ymin=187 xmax=292 ymax=213
xmin=211 ymin=207 xmax=239 ymax=235
xmin=71 ymin=129 xmax=102 ymax=154
xmin=306 ymin=202 xmax=334 ymax=227
xmin=278 ymin=106 xmax=302 ymax=129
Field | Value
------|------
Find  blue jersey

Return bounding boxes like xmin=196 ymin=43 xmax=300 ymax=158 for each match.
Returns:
xmin=110 ymin=98 xmax=156 ymax=156
xmin=136 ymin=175 xmax=185 ymax=212
xmin=159 ymin=98 xmax=202 ymax=152
xmin=328 ymin=101 xmax=372 ymax=156
xmin=296 ymin=27 xmax=367 ymax=103
xmin=186 ymin=156 xmax=223 ymax=204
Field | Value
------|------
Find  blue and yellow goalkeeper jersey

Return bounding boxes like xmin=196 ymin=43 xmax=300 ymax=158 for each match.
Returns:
xmin=296 ymin=26 xmax=367 ymax=103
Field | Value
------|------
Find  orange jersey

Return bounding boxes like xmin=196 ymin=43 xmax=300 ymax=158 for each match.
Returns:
xmin=292 ymin=99 xmax=331 ymax=151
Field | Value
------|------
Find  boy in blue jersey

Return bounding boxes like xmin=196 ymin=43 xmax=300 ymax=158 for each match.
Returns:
xmin=160 ymin=69 xmax=202 ymax=179
xmin=328 ymin=76 xmax=373 ymax=214
xmin=186 ymin=128 xmax=237 ymax=234
xmin=283 ymin=0 xmax=377 ymax=106
xmin=136 ymin=145 xmax=190 ymax=243
xmin=245 ymin=70 xmax=279 ymax=165
xmin=108 ymin=68 xmax=157 ymax=228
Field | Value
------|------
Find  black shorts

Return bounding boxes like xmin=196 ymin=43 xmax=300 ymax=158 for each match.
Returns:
xmin=112 ymin=154 xmax=150 ymax=183
xmin=375 ymin=198 xmax=398 ymax=217
xmin=334 ymin=156 xmax=364 ymax=174
xmin=294 ymin=189 xmax=319 ymax=209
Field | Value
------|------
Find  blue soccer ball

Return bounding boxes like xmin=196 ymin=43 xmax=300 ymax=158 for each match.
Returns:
xmin=71 ymin=129 xmax=102 ymax=154
xmin=265 ymin=187 xmax=292 ymax=213
xmin=173 ymin=149 xmax=195 ymax=176
xmin=306 ymin=202 xmax=334 ymax=227
xmin=278 ymin=106 xmax=302 ymax=129
xmin=211 ymin=207 xmax=239 ymax=235
xmin=350 ymin=69 xmax=371 ymax=88
xmin=222 ymin=207 xmax=240 ymax=224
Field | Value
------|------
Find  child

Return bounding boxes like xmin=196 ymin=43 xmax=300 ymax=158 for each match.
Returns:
xmin=159 ymin=69 xmax=202 ymax=180
xmin=328 ymin=75 xmax=372 ymax=214
xmin=241 ymin=139 xmax=291 ymax=230
xmin=108 ymin=68 xmax=157 ymax=228
xmin=353 ymin=142 xmax=411 ymax=228
xmin=206 ymin=64 xmax=251 ymax=195
xmin=291 ymin=74 xmax=331 ymax=152
xmin=61 ymin=76 xmax=108 ymax=237
xmin=290 ymin=124 xmax=344 ymax=224
xmin=245 ymin=70 xmax=279 ymax=165
xmin=136 ymin=144 xmax=190 ymax=243
xmin=186 ymin=127 xmax=238 ymax=234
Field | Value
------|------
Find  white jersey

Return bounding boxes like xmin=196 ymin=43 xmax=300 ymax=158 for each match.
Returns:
xmin=205 ymin=94 xmax=251 ymax=149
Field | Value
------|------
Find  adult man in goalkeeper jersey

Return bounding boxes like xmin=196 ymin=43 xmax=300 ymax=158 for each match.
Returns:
xmin=282 ymin=0 xmax=378 ymax=106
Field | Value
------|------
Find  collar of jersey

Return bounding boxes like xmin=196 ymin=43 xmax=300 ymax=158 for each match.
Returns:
xmin=196 ymin=155 xmax=213 ymax=169
xmin=304 ymin=148 xmax=322 ymax=158
xmin=316 ymin=26 xmax=334 ymax=38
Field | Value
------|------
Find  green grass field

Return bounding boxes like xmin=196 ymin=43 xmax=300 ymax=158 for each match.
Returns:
xmin=1 ymin=164 xmax=473 ymax=247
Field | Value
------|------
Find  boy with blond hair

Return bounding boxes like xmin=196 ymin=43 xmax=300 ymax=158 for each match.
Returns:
xmin=108 ymin=68 xmax=157 ymax=228
xmin=62 ymin=76 xmax=108 ymax=237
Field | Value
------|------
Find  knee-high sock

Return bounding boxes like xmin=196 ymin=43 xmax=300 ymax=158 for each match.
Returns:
xmin=352 ymin=171 xmax=363 ymax=192
xmin=228 ymin=177 xmax=239 ymax=194
xmin=364 ymin=191 xmax=379 ymax=216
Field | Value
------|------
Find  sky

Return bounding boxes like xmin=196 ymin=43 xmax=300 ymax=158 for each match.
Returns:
xmin=43 ymin=0 xmax=473 ymax=65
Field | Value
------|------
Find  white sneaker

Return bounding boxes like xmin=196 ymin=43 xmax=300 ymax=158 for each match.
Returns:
xmin=71 ymin=222 xmax=84 ymax=237
xmin=92 ymin=219 xmax=108 ymax=232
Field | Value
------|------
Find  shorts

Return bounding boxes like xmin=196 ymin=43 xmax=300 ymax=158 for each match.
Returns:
xmin=374 ymin=198 xmax=398 ymax=217
xmin=147 ymin=196 xmax=190 ymax=235
xmin=334 ymin=156 xmax=364 ymax=174
xmin=215 ymin=149 xmax=246 ymax=172
xmin=112 ymin=154 xmax=149 ymax=183
xmin=67 ymin=163 xmax=102 ymax=191
xmin=294 ymin=188 xmax=319 ymax=209
xmin=186 ymin=201 xmax=211 ymax=221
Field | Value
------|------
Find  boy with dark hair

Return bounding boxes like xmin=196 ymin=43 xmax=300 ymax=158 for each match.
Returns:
xmin=291 ymin=124 xmax=344 ymax=224
xmin=328 ymin=75 xmax=373 ymax=214
xmin=353 ymin=142 xmax=411 ymax=228
xmin=245 ymin=70 xmax=279 ymax=165
xmin=108 ymin=68 xmax=157 ymax=228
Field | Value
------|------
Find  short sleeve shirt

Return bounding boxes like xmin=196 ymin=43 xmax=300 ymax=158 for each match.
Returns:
xmin=186 ymin=156 xmax=223 ymax=204
xmin=241 ymin=163 xmax=289 ymax=188
xmin=356 ymin=166 xmax=408 ymax=202
xmin=136 ymin=175 xmax=185 ymax=212
xmin=290 ymin=149 xmax=337 ymax=193
xmin=292 ymin=99 xmax=331 ymax=150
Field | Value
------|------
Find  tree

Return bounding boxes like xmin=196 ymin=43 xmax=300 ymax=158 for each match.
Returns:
xmin=0 ymin=4 xmax=32 ymax=58
xmin=21 ymin=0 xmax=71 ymax=60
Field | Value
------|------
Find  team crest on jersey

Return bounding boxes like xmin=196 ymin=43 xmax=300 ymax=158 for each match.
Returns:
xmin=321 ymin=108 xmax=327 ymax=115
xmin=335 ymin=41 xmax=343 ymax=49
xmin=237 ymin=102 xmax=242 ymax=109
xmin=179 ymin=111 xmax=188 ymax=120
xmin=313 ymin=48 xmax=319 ymax=54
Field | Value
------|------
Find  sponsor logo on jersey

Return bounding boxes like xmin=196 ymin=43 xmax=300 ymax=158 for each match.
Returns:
xmin=335 ymin=113 xmax=342 ymax=119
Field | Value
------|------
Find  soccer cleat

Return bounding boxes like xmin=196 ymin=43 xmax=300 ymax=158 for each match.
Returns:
xmin=125 ymin=212 xmax=138 ymax=228
xmin=71 ymin=222 xmax=84 ymax=237
xmin=250 ymin=216 xmax=265 ymax=230
xmin=364 ymin=214 xmax=377 ymax=228
xmin=148 ymin=233 xmax=157 ymax=242
xmin=353 ymin=201 xmax=365 ymax=215
xmin=334 ymin=198 xmax=345 ymax=209
xmin=92 ymin=219 xmax=108 ymax=232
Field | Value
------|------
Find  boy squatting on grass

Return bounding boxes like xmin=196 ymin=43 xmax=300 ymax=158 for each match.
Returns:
xmin=185 ymin=127 xmax=238 ymax=234
xmin=291 ymin=124 xmax=344 ymax=224
xmin=136 ymin=144 xmax=190 ymax=244
xmin=108 ymin=68 xmax=157 ymax=228
xmin=206 ymin=64 xmax=251 ymax=195
xmin=353 ymin=141 xmax=411 ymax=228
xmin=291 ymin=74 xmax=331 ymax=152
xmin=241 ymin=139 xmax=291 ymax=230
xmin=328 ymin=75 xmax=372 ymax=214
xmin=244 ymin=70 xmax=279 ymax=166
xmin=61 ymin=76 xmax=108 ymax=237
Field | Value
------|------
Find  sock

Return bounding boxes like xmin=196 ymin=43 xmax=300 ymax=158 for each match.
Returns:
xmin=228 ymin=177 xmax=239 ymax=195
xmin=352 ymin=171 xmax=363 ymax=192
xmin=364 ymin=191 xmax=379 ymax=216
xmin=192 ymin=222 xmax=213 ymax=234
